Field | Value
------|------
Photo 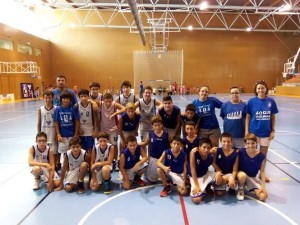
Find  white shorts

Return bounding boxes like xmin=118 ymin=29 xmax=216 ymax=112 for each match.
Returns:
xmin=163 ymin=128 xmax=176 ymax=139
xmin=140 ymin=130 xmax=151 ymax=142
xmin=214 ymin=173 xmax=236 ymax=191
xmin=189 ymin=171 xmax=215 ymax=197
xmin=166 ymin=171 xmax=185 ymax=187
xmin=232 ymin=138 xmax=245 ymax=149
xmin=257 ymin=137 xmax=271 ymax=147
xmin=245 ymin=176 xmax=262 ymax=191
xmin=94 ymin=165 xmax=113 ymax=184
xmin=119 ymin=163 xmax=148 ymax=181
xmin=122 ymin=131 xmax=137 ymax=141
xmin=58 ymin=137 xmax=72 ymax=153
xmin=64 ymin=167 xmax=80 ymax=186
xmin=30 ymin=166 xmax=60 ymax=182
xmin=48 ymin=142 xmax=58 ymax=154
xmin=108 ymin=130 xmax=119 ymax=146
xmin=146 ymin=157 xmax=159 ymax=182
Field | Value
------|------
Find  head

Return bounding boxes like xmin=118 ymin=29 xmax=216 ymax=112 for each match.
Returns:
xmin=43 ymin=90 xmax=54 ymax=104
xmin=125 ymin=102 xmax=136 ymax=118
xmin=230 ymin=86 xmax=240 ymax=103
xmin=199 ymin=85 xmax=210 ymax=100
xmin=60 ymin=92 xmax=72 ymax=107
xmin=162 ymin=95 xmax=173 ymax=111
xmin=244 ymin=133 xmax=258 ymax=150
xmin=198 ymin=138 xmax=212 ymax=158
xmin=97 ymin=132 xmax=109 ymax=149
xmin=254 ymin=80 xmax=268 ymax=98
xmin=126 ymin=135 xmax=138 ymax=152
xmin=170 ymin=136 xmax=182 ymax=152
xmin=121 ymin=81 xmax=132 ymax=95
xmin=220 ymin=132 xmax=233 ymax=150
xmin=103 ymin=92 xmax=114 ymax=107
xmin=185 ymin=104 xmax=196 ymax=119
xmin=35 ymin=132 xmax=47 ymax=148
xmin=185 ymin=121 xmax=196 ymax=136
xmin=78 ymin=89 xmax=90 ymax=103
xmin=143 ymin=86 xmax=153 ymax=101
xmin=69 ymin=137 xmax=81 ymax=155
xmin=89 ymin=82 xmax=101 ymax=97
xmin=56 ymin=75 xmax=66 ymax=89
xmin=151 ymin=116 xmax=163 ymax=131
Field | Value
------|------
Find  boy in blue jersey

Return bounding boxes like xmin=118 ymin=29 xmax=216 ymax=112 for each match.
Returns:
xmin=189 ymin=138 xmax=217 ymax=204
xmin=157 ymin=136 xmax=187 ymax=197
xmin=236 ymin=133 xmax=267 ymax=201
xmin=212 ymin=133 xmax=238 ymax=195
xmin=181 ymin=104 xmax=200 ymax=138
xmin=141 ymin=116 xmax=170 ymax=183
xmin=119 ymin=135 xmax=148 ymax=189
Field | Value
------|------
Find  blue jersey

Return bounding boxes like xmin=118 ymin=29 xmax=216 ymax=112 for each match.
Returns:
xmin=220 ymin=101 xmax=247 ymax=138
xmin=182 ymin=136 xmax=201 ymax=163
xmin=246 ymin=96 xmax=279 ymax=137
xmin=53 ymin=106 xmax=79 ymax=137
xmin=52 ymin=88 xmax=78 ymax=106
xmin=181 ymin=113 xmax=200 ymax=125
xmin=189 ymin=151 xmax=213 ymax=177
xmin=164 ymin=148 xmax=186 ymax=174
xmin=122 ymin=145 xmax=142 ymax=170
xmin=121 ymin=112 xmax=140 ymax=132
xmin=149 ymin=130 xmax=170 ymax=159
xmin=215 ymin=147 xmax=238 ymax=174
xmin=158 ymin=105 xmax=181 ymax=129
xmin=238 ymin=148 xmax=265 ymax=177
xmin=192 ymin=97 xmax=223 ymax=129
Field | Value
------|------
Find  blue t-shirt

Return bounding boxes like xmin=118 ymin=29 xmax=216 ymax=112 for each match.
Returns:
xmin=220 ymin=101 xmax=247 ymax=138
xmin=188 ymin=151 xmax=213 ymax=177
xmin=192 ymin=97 xmax=223 ymax=129
xmin=149 ymin=130 xmax=170 ymax=159
xmin=182 ymin=136 xmax=201 ymax=163
xmin=164 ymin=148 xmax=186 ymax=174
xmin=215 ymin=147 xmax=238 ymax=174
xmin=246 ymin=97 xmax=279 ymax=137
xmin=158 ymin=105 xmax=181 ymax=129
xmin=53 ymin=106 xmax=80 ymax=137
xmin=238 ymin=148 xmax=265 ymax=177
xmin=52 ymin=88 xmax=78 ymax=106
xmin=122 ymin=145 xmax=142 ymax=170
xmin=121 ymin=112 xmax=140 ymax=132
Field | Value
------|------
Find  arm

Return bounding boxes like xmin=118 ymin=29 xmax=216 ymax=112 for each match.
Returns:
xmin=212 ymin=153 xmax=222 ymax=185
xmin=245 ymin=113 xmax=251 ymax=135
xmin=54 ymin=121 xmax=62 ymax=142
xmin=37 ymin=108 xmax=41 ymax=133
xmin=47 ymin=148 xmax=56 ymax=192
xmin=109 ymin=103 xmax=126 ymax=119
xmin=133 ymin=146 xmax=147 ymax=172
xmin=28 ymin=146 xmax=51 ymax=169
xmin=74 ymin=120 xmax=80 ymax=138
xmin=190 ymin=148 xmax=201 ymax=194
xmin=269 ymin=114 xmax=276 ymax=140
xmin=92 ymin=107 xmax=98 ymax=138
xmin=228 ymin=156 xmax=239 ymax=189
xmin=140 ymin=134 xmax=150 ymax=147
xmin=118 ymin=117 xmax=126 ymax=149
xmin=156 ymin=152 xmax=170 ymax=173
xmin=119 ymin=153 xmax=130 ymax=184
xmin=174 ymin=112 xmax=182 ymax=135
xmin=259 ymin=159 xmax=267 ymax=193
xmin=57 ymin=154 xmax=69 ymax=191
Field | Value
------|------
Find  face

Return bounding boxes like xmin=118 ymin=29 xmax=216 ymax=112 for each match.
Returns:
xmin=171 ymin=140 xmax=182 ymax=152
xmin=61 ymin=97 xmax=71 ymax=107
xmin=122 ymin=86 xmax=131 ymax=95
xmin=104 ymin=98 xmax=113 ymax=108
xmin=230 ymin=88 xmax=240 ymax=102
xmin=44 ymin=94 xmax=53 ymax=104
xmin=199 ymin=86 xmax=209 ymax=100
xmin=127 ymin=141 xmax=138 ymax=153
xmin=199 ymin=143 xmax=211 ymax=158
xmin=90 ymin=87 xmax=100 ymax=97
xmin=256 ymin=84 xmax=267 ymax=97
xmin=70 ymin=144 xmax=81 ymax=155
xmin=126 ymin=108 xmax=135 ymax=118
xmin=185 ymin=125 xmax=195 ymax=136
xmin=79 ymin=94 xmax=89 ymax=103
xmin=36 ymin=136 xmax=47 ymax=149
xmin=163 ymin=100 xmax=173 ymax=111
xmin=143 ymin=89 xmax=152 ymax=101
xmin=56 ymin=77 xmax=66 ymax=89
xmin=98 ymin=137 xmax=108 ymax=149
xmin=245 ymin=139 xmax=257 ymax=150
xmin=152 ymin=122 xmax=163 ymax=131
xmin=221 ymin=137 xmax=232 ymax=150
xmin=186 ymin=110 xmax=195 ymax=119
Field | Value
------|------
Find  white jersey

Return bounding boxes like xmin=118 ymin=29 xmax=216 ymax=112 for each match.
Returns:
xmin=33 ymin=145 xmax=50 ymax=163
xmin=40 ymin=105 xmax=56 ymax=143
xmin=116 ymin=93 xmax=137 ymax=106
xmin=100 ymin=102 xmax=118 ymax=134
xmin=78 ymin=102 xmax=94 ymax=136
xmin=139 ymin=98 xmax=156 ymax=130
xmin=66 ymin=149 xmax=86 ymax=171
xmin=90 ymin=93 xmax=102 ymax=103
xmin=94 ymin=143 xmax=112 ymax=162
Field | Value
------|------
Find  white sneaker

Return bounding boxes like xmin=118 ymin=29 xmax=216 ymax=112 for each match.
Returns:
xmin=33 ymin=178 xmax=41 ymax=190
xmin=236 ymin=188 xmax=244 ymax=201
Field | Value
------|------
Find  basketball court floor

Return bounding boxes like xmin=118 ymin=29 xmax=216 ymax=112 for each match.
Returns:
xmin=0 ymin=93 xmax=299 ymax=225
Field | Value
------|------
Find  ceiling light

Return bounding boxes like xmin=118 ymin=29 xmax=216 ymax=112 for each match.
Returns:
xmin=246 ymin=27 xmax=252 ymax=32
xmin=188 ymin=26 xmax=193 ymax=31
xmin=279 ymin=4 xmax=291 ymax=12
xmin=199 ymin=2 xmax=208 ymax=10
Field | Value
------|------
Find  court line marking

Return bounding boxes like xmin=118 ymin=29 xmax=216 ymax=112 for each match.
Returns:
xmin=0 ymin=113 xmax=36 ymax=123
xmin=278 ymin=107 xmax=300 ymax=113
xmin=179 ymin=195 xmax=189 ymax=225
xmin=269 ymin=148 xmax=300 ymax=170
xmin=245 ymin=195 xmax=298 ymax=225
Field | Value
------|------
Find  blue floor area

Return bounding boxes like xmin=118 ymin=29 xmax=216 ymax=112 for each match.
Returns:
xmin=0 ymin=94 xmax=299 ymax=225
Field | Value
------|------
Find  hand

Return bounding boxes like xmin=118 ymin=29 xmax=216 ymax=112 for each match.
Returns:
xmin=57 ymin=135 xmax=63 ymax=142
xmin=210 ymin=147 xmax=218 ymax=154
xmin=54 ymin=184 xmax=63 ymax=191
xmin=164 ymin=166 xmax=171 ymax=174
xmin=47 ymin=181 xmax=54 ymax=192
xmin=92 ymin=130 xmax=97 ymax=138
xmin=192 ymin=185 xmax=201 ymax=196
xmin=215 ymin=172 xmax=223 ymax=185
xmin=269 ymin=131 xmax=275 ymax=140
xmin=228 ymin=178 xmax=236 ymax=189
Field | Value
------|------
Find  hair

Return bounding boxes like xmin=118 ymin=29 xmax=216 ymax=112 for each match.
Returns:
xmin=230 ymin=86 xmax=239 ymax=91
xmin=254 ymin=80 xmax=269 ymax=96
xmin=185 ymin=103 xmax=196 ymax=112
xmin=244 ymin=133 xmax=257 ymax=143
xmin=69 ymin=137 xmax=81 ymax=147
xmin=171 ymin=135 xmax=182 ymax=144
xmin=185 ymin=120 xmax=196 ymax=127
xmin=36 ymin=132 xmax=47 ymax=140
xmin=89 ymin=82 xmax=100 ymax=89
xmin=220 ymin=132 xmax=233 ymax=141
xmin=163 ymin=95 xmax=172 ymax=102
xmin=126 ymin=135 xmax=137 ymax=144
xmin=126 ymin=102 xmax=136 ymax=110
xmin=144 ymin=86 xmax=153 ymax=93
xmin=43 ymin=90 xmax=53 ymax=97
xmin=103 ymin=92 xmax=113 ymax=100
xmin=60 ymin=92 xmax=73 ymax=102
xmin=121 ymin=80 xmax=132 ymax=88
xmin=78 ymin=89 xmax=90 ymax=97
xmin=199 ymin=85 xmax=210 ymax=92
xmin=151 ymin=115 xmax=163 ymax=125
xmin=56 ymin=74 xmax=66 ymax=81
xmin=97 ymin=132 xmax=109 ymax=140
xmin=199 ymin=137 xmax=212 ymax=147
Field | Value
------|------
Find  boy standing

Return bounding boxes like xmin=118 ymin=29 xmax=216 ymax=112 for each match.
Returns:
xmin=115 ymin=80 xmax=138 ymax=106
xmin=181 ymin=104 xmax=200 ymax=138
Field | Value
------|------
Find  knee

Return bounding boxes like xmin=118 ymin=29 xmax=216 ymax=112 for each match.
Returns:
xmin=65 ymin=184 xmax=74 ymax=192
xmin=192 ymin=197 xmax=202 ymax=204
xmin=32 ymin=166 xmax=41 ymax=176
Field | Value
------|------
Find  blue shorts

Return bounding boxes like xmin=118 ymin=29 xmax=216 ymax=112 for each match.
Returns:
xmin=79 ymin=136 xmax=95 ymax=151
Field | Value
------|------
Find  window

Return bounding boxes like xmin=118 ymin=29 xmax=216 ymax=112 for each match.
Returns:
xmin=35 ymin=48 xmax=42 ymax=56
xmin=0 ymin=39 xmax=13 ymax=50
xmin=17 ymin=43 xmax=32 ymax=54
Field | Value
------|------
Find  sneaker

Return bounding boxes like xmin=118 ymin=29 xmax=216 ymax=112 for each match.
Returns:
xmin=103 ymin=181 xmax=111 ymax=194
xmin=160 ymin=185 xmax=171 ymax=197
xmin=33 ymin=177 xmax=41 ymax=190
xmin=77 ymin=181 xmax=85 ymax=194
xmin=134 ymin=176 xmax=145 ymax=186
xmin=236 ymin=188 xmax=244 ymax=201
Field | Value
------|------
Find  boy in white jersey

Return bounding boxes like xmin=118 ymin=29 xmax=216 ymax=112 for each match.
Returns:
xmin=28 ymin=132 xmax=61 ymax=191
xmin=89 ymin=82 xmax=102 ymax=123
xmin=90 ymin=132 xmax=115 ymax=194
xmin=115 ymin=80 xmax=139 ymax=106
xmin=37 ymin=91 xmax=59 ymax=170
xmin=57 ymin=137 xmax=89 ymax=193
xmin=76 ymin=89 xmax=97 ymax=157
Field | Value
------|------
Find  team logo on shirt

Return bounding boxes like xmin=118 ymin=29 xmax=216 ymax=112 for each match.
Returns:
xmin=196 ymin=159 xmax=200 ymax=164
xmin=46 ymin=121 xmax=52 ymax=125
xmin=167 ymin=154 xmax=172 ymax=160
